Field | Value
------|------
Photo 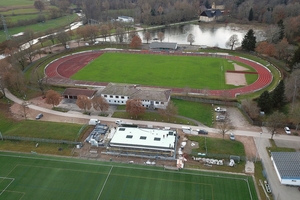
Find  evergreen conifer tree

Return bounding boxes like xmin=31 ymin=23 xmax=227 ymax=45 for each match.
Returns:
xmin=242 ymin=29 xmax=256 ymax=51
xmin=248 ymin=8 xmax=253 ymax=21
xmin=257 ymin=91 xmax=271 ymax=113
xmin=271 ymin=80 xmax=285 ymax=108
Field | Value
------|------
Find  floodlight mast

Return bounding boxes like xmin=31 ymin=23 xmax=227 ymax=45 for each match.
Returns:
xmin=1 ymin=15 xmax=11 ymax=40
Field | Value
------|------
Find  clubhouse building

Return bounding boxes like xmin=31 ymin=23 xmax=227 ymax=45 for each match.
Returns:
xmin=97 ymin=83 xmax=171 ymax=109
xmin=107 ymin=127 xmax=177 ymax=158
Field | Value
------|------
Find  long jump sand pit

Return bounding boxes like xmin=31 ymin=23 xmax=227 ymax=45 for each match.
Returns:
xmin=225 ymin=63 xmax=249 ymax=86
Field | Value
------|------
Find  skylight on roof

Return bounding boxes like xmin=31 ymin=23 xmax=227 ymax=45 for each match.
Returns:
xmin=154 ymin=137 xmax=161 ymax=141
xmin=126 ymin=135 xmax=133 ymax=139
xmin=140 ymin=136 xmax=147 ymax=140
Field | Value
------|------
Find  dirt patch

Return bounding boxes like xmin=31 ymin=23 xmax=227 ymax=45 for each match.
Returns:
xmin=225 ymin=72 xmax=247 ymax=86
xmin=233 ymin=63 xmax=248 ymax=71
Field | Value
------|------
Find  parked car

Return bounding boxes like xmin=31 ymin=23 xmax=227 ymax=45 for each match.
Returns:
xmin=197 ymin=129 xmax=208 ymax=135
xmin=216 ymin=115 xmax=226 ymax=121
xmin=36 ymin=113 xmax=43 ymax=119
xmin=230 ymin=133 xmax=235 ymax=140
xmin=284 ymin=127 xmax=291 ymax=134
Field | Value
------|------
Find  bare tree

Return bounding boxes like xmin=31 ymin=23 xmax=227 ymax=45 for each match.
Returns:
xmin=267 ymin=111 xmax=286 ymax=139
xmin=76 ymin=95 xmax=92 ymax=112
xmin=241 ymin=99 xmax=260 ymax=119
xmin=126 ymin=99 xmax=146 ymax=119
xmin=56 ymin=31 xmax=70 ymax=48
xmin=100 ymin=24 xmax=110 ymax=41
xmin=92 ymin=96 xmax=109 ymax=113
xmin=0 ymin=60 xmax=9 ymax=97
xmin=157 ymin=32 xmax=165 ymax=42
xmin=225 ymin=34 xmax=240 ymax=50
xmin=158 ymin=101 xmax=178 ymax=121
xmin=284 ymin=69 xmax=300 ymax=103
xmin=143 ymin=31 xmax=152 ymax=44
xmin=34 ymin=0 xmax=45 ymax=12
xmin=31 ymin=70 xmax=48 ymax=96
xmin=187 ymin=33 xmax=195 ymax=45
xmin=265 ymin=25 xmax=281 ymax=44
xmin=290 ymin=103 xmax=300 ymax=130
xmin=3 ymin=66 xmax=27 ymax=96
xmin=19 ymin=102 xmax=29 ymax=119
xmin=217 ymin=113 xmax=234 ymax=139
xmin=45 ymin=90 xmax=61 ymax=107
xmin=115 ymin=27 xmax=126 ymax=43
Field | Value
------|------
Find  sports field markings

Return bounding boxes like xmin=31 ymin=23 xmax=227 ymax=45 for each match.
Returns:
xmin=0 ymin=153 xmax=255 ymax=200
xmin=0 ymin=177 xmax=14 ymax=196
xmin=97 ymin=166 xmax=113 ymax=200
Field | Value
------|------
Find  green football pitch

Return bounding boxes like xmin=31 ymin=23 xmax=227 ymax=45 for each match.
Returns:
xmin=71 ymin=53 xmax=257 ymax=90
xmin=0 ymin=152 xmax=258 ymax=200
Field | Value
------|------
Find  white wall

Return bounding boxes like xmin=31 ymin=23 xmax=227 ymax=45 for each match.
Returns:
xmin=101 ymin=94 xmax=169 ymax=109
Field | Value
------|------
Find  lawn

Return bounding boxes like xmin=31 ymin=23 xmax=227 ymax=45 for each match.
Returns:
xmin=0 ymin=106 xmax=82 ymax=141
xmin=71 ymin=53 xmax=257 ymax=90
xmin=0 ymin=0 xmax=34 ymax=7
xmin=0 ymin=152 xmax=258 ymax=200
xmin=173 ymin=99 xmax=213 ymax=126
xmin=0 ymin=14 xmax=78 ymax=42
xmin=188 ymin=135 xmax=246 ymax=156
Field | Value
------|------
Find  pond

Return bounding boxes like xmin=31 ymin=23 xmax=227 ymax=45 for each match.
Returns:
xmin=137 ymin=23 xmax=266 ymax=49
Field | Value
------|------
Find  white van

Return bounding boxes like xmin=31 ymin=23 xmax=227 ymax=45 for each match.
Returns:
xmin=89 ymin=119 xmax=100 ymax=125
xmin=182 ymin=126 xmax=191 ymax=134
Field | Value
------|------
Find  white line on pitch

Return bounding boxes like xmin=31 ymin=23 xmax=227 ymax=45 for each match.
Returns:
xmin=97 ymin=166 xmax=113 ymax=200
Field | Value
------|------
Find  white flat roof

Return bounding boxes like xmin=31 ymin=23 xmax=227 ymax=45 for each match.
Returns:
xmin=110 ymin=127 xmax=176 ymax=150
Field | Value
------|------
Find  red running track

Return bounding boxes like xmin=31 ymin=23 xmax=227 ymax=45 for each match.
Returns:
xmin=45 ymin=51 xmax=273 ymax=98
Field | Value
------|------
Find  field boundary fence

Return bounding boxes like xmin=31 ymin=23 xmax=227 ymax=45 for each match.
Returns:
xmin=1 ymin=135 xmax=82 ymax=145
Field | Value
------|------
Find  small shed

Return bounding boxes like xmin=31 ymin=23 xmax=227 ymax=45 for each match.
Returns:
xmin=62 ymin=88 xmax=97 ymax=99
xmin=271 ymin=152 xmax=300 ymax=186
xmin=149 ymin=42 xmax=178 ymax=50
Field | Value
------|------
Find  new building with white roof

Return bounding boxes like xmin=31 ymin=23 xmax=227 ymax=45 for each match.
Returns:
xmin=108 ymin=127 xmax=177 ymax=158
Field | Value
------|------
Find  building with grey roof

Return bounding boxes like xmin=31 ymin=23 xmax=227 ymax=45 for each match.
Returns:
xmin=108 ymin=127 xmax=177 ymax=158
xmin=149 ymin=42 xmax=178 ymax=50
xmin=98 ymin=83 xmax=171 ymax=109
xmin=199 ymin=9 xmax=223 ymax=22
xmin=271 ymin=152 xmax=300 ymax=186
xmin=62 ymin=88 xmax=97 ymax=99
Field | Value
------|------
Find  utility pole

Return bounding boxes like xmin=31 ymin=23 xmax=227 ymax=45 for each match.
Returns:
xmin=1 ymin=14 xmax=11 ymax=40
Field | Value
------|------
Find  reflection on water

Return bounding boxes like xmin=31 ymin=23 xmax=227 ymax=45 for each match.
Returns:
xmin=137 ymin=24 xmax=265 ymax=49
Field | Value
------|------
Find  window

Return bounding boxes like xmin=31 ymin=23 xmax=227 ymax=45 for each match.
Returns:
xmin=116 ymin=96 xmax=119 ymax=98
xmin=121 ymin=96 xmax=124 ymax=99
xmin=104 ymin=95 xmax=107 ymax=97
xmin=109 ymin=100 xmax=111 ymax=102
xmin=126 ymin=135 xmax=133 ymax=139
xmin=161 ymin=102 xmax=164 ymax=104
xmin=110 ymin=95 xmax=113 ymax=98
xmin=119 ymin=128 xmax=125 ymax=131
xmin=154 ymin=137 xmax=161 ymax=141
xmin=155 ymin=101 xmax=159 ymax=104
xmin=140 ymin=136 xmax=147 ymax=140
